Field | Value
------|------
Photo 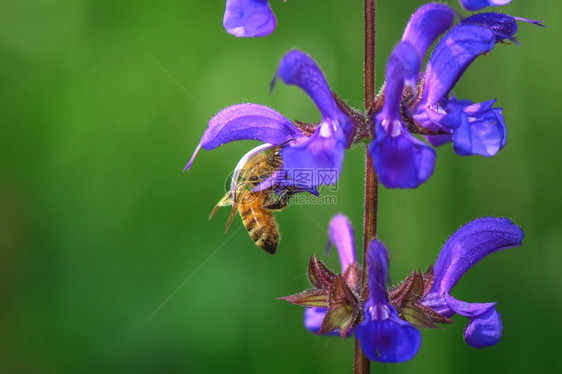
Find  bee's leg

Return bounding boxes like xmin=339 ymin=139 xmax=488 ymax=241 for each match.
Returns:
xmin=209 ymin=193 xmax=233 ymax=219
xmin=263 ymin=189 xmax=294 ymax=211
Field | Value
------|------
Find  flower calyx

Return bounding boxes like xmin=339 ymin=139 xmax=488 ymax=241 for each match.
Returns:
xmin=280 ymin=255 xmax=362 ymax=338
xmin=333 ymin=92 xmax=369 ymax=145
xmin=388 ymin=266 xmax=452 ymax=329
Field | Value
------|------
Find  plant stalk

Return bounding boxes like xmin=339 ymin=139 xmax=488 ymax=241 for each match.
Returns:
xmin=354 ymin=0 xmax=377 ymax=373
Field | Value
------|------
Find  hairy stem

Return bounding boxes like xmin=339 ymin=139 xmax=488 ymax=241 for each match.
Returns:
xmin=364 ymin=0 xmax=376 ymax=114
xmin=354 ymin=0 xmax=376 ymax=373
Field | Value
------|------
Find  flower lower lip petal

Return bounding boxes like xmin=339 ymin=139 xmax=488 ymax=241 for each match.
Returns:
xmin=223 ymin=0 xmax=277 ymax=37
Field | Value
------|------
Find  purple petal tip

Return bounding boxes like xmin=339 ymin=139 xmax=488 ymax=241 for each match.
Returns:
xmin=184 ymin=143 xmax=202 ymax=172
xmin=514 ymin=17 xmax=546 ymax=28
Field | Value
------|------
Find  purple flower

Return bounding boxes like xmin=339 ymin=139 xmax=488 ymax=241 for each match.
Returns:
xmin=186 ymin=50 xmax=352 ymax=191
xmin=357 ymin=239 xmax=422 ymax=363
xmin=412 ymin=18 xmax=506 ymax=157
xmin=359 ymin=217 xmax=524 ymax=360
xmin=420 ymin=217 xmax=524 ymax=348
xmin=412 ymin=13 xmax=544 ymax=157
xmin=370 ymin=4 xmax=455 ymax=188
xmin=302 ymin=214 xmax=422 ymax=361
xmin=304 ymin=214 xmax=357 ymax=335
xmin=373 ymin=6 xmax=542 ymax=188
xmin=282 ymin=215 xmax=524 ymax=360
xmin=223 ymin=0 xmax=276 ymax=37
xmin=370 ymin=40 xmax=435 ymax=188
xmin=460 ymin=0 xmax=511 ymax=12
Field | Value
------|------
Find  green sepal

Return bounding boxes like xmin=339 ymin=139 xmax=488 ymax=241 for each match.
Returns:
xmin=318 ymin=277 xmax=353 ymax=337
xmin=308 ymin=255 xmax=336 ymax=290
xmin=278 ymin=289 xmax=329 ymax=308
xmin=388 ymin=266 xmax=452 ymax=329
xmin=318 ymin=276 xmax=361 ymax=338
xmin=401 ymin=302 xmax=452 ymax=329
xmin=388 ymin=269 xmax=425 ymax=305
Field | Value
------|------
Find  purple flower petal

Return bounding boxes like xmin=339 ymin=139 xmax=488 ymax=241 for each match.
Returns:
xmin=184 ymin=143 xmax=202 ymax=171
xmin=461 ymin=12 xmax=520 ymax=43
xmin=417 ymin=15 xmax=542 ymax=138
xmin=357 ymin=239 xmax=421 ymax=362
xmin=381 ymin=42 xmax=421 ymax=119
xmin=423 ymin=99 xmax=507 ymax=157
xmin=281 ymin=122 xmax=346 ymax=187
xmin=445 ymin=295 xmax=496 ymax=319
xmin=372 ymin=42 xmax=434 ymax=189
xmin=431 ymin=217 xmax=524 ymax=297
xmin=303 ymin=307 xmax=343 ymax=336
xmin=370 ymin=129 xmax=435 ymax=189
xmin=326 ymin=214 xmax=356 ymax=271
xmin=201 ymin=104 xmax=300 ymax=150
xmin=445 ymin=296 xmax=503 ymax=347
xmin=497 ymin=109 xmax=507 ymax=149
xmin=452 ymin=106 xmax=506 ymax=157
xmin=513 ymin=17 xmax=546 ymax=28
xmin=425 ymin=133 xmax=453 ymax=147
xmin=272 ymin=50 xmax=344 ymax=123
xmin=423 ymin=25 xmax=496 ymax=107
xmin=357 ymin=306 xmax=422 ymax=363
xmin=464 ymin=307 xmax=503 ymax=348
xmin=401 ymin=3 xmax=455 ymax=57
xmin=420 ymin=218 xmax=522 ymax=348
xmin=366 ymin=239 xmax=390 ymax=302
xmin=304 ymin=307 xmax=327 ymax=333
xmin=459 ymin=0 xmax=511 ymax=12
xmin=266 ymin=50 xmax=352 ymax=188
xmin=223 ymin=0 xmax=276 ymax=38
xmin=463 ymin=99 xmax=496 ymax=116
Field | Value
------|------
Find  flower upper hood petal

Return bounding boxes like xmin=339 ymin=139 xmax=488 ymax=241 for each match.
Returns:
xmin=366 ymin=239 xmax=390 ymax=303
xmin=381 ymin=41 xmax=421 ymax=118
xmin=422 ymin=24 xmax=496 ymax=107
xmin=430 ymin=217 xmax=524 ymax=297
xmin=327 ymin=214 xmax=357 ymax=271
xmin=201 ymin=103 xmax=299 ymax=150
xmin=401 ymin=3 xmax=455 ymax=58
xmin=461 ymin=12 xmax=518 ymax=41
xmin=272 ymin=50 xmax=348 ymax=127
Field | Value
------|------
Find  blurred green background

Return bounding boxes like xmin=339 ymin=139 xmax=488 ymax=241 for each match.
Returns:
xmin=1 ymin=0 xmax=560 ymax=372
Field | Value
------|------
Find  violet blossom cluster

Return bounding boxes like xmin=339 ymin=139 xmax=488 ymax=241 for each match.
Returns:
xmin=189 ymin=3 xmax=541 ymax=191
xmin=189 ymin=0 xmax=539 ymax=365
xmin=221 ymin=0 xmax=516 ymax=37
xmin=282 ymin=214 xmax=523 ymax=362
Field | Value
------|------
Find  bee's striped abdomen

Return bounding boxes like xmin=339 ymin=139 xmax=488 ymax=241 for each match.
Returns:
xmin=239 ymin=192 xmax=279 ymax=254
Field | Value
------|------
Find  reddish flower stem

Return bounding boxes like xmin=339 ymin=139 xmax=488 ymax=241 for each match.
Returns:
xmin=364 ymin=0 xmax=376 ymax=114
xmin=354 ymin=0 xmax=377 ymax=373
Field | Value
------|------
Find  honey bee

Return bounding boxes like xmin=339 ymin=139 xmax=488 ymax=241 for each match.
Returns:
xmin=209 ymin=143 xmax=293 ymax=254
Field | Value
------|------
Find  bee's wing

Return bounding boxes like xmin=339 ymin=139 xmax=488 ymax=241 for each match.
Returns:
xmin=208 ymin=192 xmax=238 ymax=233
xmin=209 ymin=193 xmax=233 ymax=220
